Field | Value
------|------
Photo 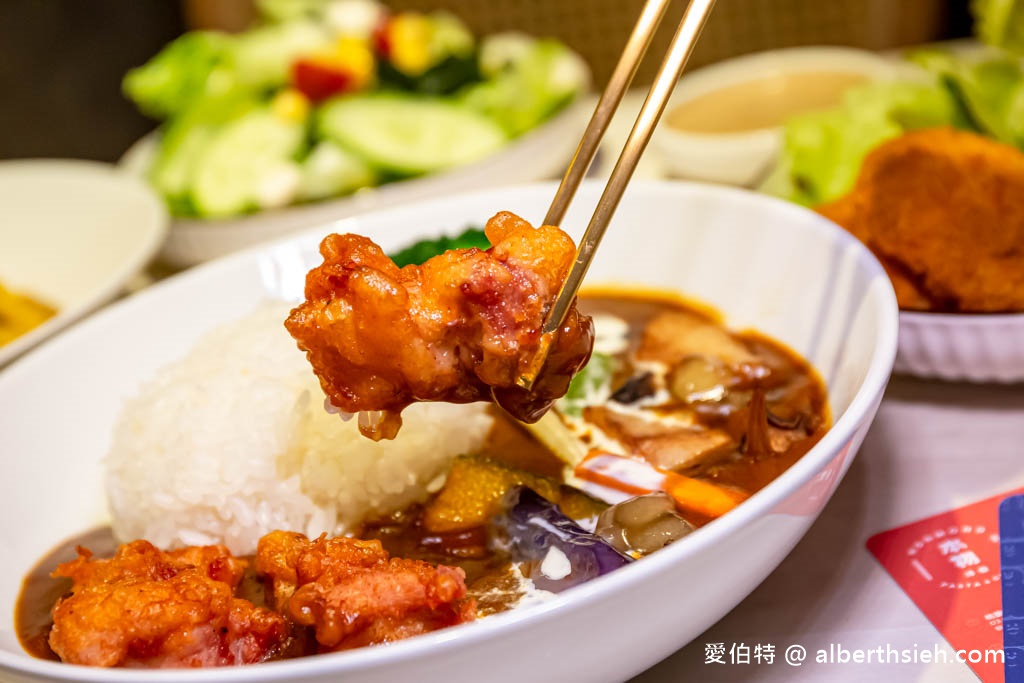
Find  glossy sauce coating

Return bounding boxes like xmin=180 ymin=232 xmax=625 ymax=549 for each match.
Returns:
xmin=285 ymin=211 xmax=594 ymax=439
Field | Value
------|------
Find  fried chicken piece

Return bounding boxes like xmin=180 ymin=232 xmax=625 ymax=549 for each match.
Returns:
xmin=54 ymin=540 xmax=247 ymax=588
xmin=256 ymin=530 xmax=387 ymax=611
xmin=256 ymin=531 xmax=475 ymax=651
xmin=817 ymin=128 xmax=1024 ymax=312
xmin=285 ymin=211 xmax=594 ymax=440
xmin=49 ymin=541 xmax=289 ymax=668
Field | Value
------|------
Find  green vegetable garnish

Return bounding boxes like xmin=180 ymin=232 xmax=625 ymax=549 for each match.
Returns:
xmin=389 ymin=227 xmax=490 ymax=267
xmin=912 ymin=50 xmax=1024 ymax=148
xmin=973 ymin=0 xmax=1024 ymax=53
xmin=378 ymin=54 xmax=481 ymax=95
xmin=559 ymin=352 xmax=617 ymax=417
xmin=461 ymin=37 xmax=588 ymax=136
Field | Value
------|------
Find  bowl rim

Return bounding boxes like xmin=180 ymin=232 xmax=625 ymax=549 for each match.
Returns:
xmin=0 ymin=158 xmax=168 ymax=367
xmin=658 ymin=45 xmax=898 ymax=142
xmin=0 ymin=179 xmax=899 ymax=681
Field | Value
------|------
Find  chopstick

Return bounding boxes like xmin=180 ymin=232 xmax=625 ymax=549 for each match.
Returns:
xmin=543 ymin=0 xmax=673 ymax=228
xmin=518 ymin=0 xmax=718 ymax=390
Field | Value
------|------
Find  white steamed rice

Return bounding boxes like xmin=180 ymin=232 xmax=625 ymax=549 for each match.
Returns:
xmin=106 ymin=302 xmax=494 ymax=555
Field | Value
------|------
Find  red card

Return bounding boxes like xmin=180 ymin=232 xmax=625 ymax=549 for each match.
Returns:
xmin=867 ymin=488 xmax=1024 ymax=683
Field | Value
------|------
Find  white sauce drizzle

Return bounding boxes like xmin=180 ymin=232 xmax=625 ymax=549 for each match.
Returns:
xmin=475 ymin=565 xmax=557 ymax=618
xmin=591 ymin=313 xmax=631 ymax=356
xmin=540 ymin=546 xmax=572 ymax=580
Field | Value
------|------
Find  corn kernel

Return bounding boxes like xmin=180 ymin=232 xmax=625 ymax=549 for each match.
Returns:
xmin=271 ymin=89 xmax=310 ymax=123
xmin=335 ymin=37 xmax=375 ymax=89
xmin=389 ymin=13 xmax=433 ymax=76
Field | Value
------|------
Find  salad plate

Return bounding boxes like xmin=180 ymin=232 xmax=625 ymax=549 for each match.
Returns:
xmin=120 ymin=2 xmax=592 ymax=266
xmin=0 ymin=181 xmax=897 ymax=682
xmin=120 ymin=98 xmax=589 ymax=266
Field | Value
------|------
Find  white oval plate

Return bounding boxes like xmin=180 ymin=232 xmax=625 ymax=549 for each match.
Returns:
xmin=897 ymin=311 xmax=1024 ymax=382
xmin=0 ymin=181 xmax=897 ymax=683
xmin=0 ymin=159 xmax=168 ymax=367
xmin=121 ymin=100 xmax=590 ymax=267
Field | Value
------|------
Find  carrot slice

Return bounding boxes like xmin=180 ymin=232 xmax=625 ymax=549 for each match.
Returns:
xmin=574 ymin=449 xmax=748 ymax=521
xmin=663 ymin=472 xmax=747 ymax=519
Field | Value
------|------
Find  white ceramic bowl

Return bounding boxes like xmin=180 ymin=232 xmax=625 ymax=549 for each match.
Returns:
xmin=121 ymin=100 xmax=589 ymax=268
xmin=650 ymin=47 xmax=897 ymax=186
xmin=897 ymin=311 xmax=1024 ymax=382
xmin=0 ymin=181 xmax=897 ymax=682
xmin=0 ymin=159 xmax=168 ymax=367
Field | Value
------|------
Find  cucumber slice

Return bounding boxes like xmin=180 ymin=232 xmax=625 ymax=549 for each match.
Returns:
xmin=150 ymin=124 xmax=216 ymax=203
xmin=149 ymin=93 xmax=260 ymax=213
xmin=191 ymin=108 xmax=306 ymax=217
xmin=318 ymin=94 xmax=507 ymax=175
xmin=228 ymin=20 xmax=331 ymax=89
xmin=299 ymin=141 xmax=377 ymax=200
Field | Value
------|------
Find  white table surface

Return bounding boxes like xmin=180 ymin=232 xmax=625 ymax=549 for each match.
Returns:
xmin=632 ymin=375 xmax=1024 ymax=682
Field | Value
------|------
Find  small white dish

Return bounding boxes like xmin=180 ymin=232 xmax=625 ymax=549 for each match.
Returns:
xmin=0 ymin=180 xmax=897 ymax=682
xmin=651 ymin=46 xmax=897 ymax=186
xmin=0 ymin=159 xmax=168 ymax=367
xmin=897 ymin=311 xmax=1024 ymax=382
xmin=121 ymin=99 xmax=590 ymax=268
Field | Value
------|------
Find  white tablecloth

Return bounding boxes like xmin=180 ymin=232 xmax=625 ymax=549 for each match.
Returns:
xmin=633 ymin=376 xmax=1024 ymax=682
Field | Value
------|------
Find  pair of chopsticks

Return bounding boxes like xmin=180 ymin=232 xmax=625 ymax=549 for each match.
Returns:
xmin=518 ymin=0 xmax=718 ymax=390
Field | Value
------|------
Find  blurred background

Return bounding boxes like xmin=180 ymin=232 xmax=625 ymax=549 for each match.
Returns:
xmin=0 ymin=0 xmax=974 ymax=162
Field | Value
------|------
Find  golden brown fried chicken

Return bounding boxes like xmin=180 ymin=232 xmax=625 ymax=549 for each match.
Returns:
xmin=817 ymin=128 xmax=1024 ymax=312
xmin=285 ymin=211 xmax=594 ymax=440
xmin=54 ymin=540 xmax=247 ymax=588
xmin=256 ymin=530 xmax=387 ymax=611
xmin=49 ymin=541 xmax=289 ymax=668
xmin=256 ymin=531 xmax=475 ymax=651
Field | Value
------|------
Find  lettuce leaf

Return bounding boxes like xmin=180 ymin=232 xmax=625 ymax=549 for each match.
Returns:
xmin=973 ymin=0 xmax=1024 ymax=53
xmin=461 ymin=37 xmax=587 ymax=136
xmin=767 ymin=80 xmax=971 ymax=206
xmin=913 ymin=49 xmax=1024 ymax=148
xmin=123 ymin=32 xmax=233 ymax=119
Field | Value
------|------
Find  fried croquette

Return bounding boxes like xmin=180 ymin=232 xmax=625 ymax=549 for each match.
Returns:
xmin=817 ymin=128 xmax=1024 ymax=312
